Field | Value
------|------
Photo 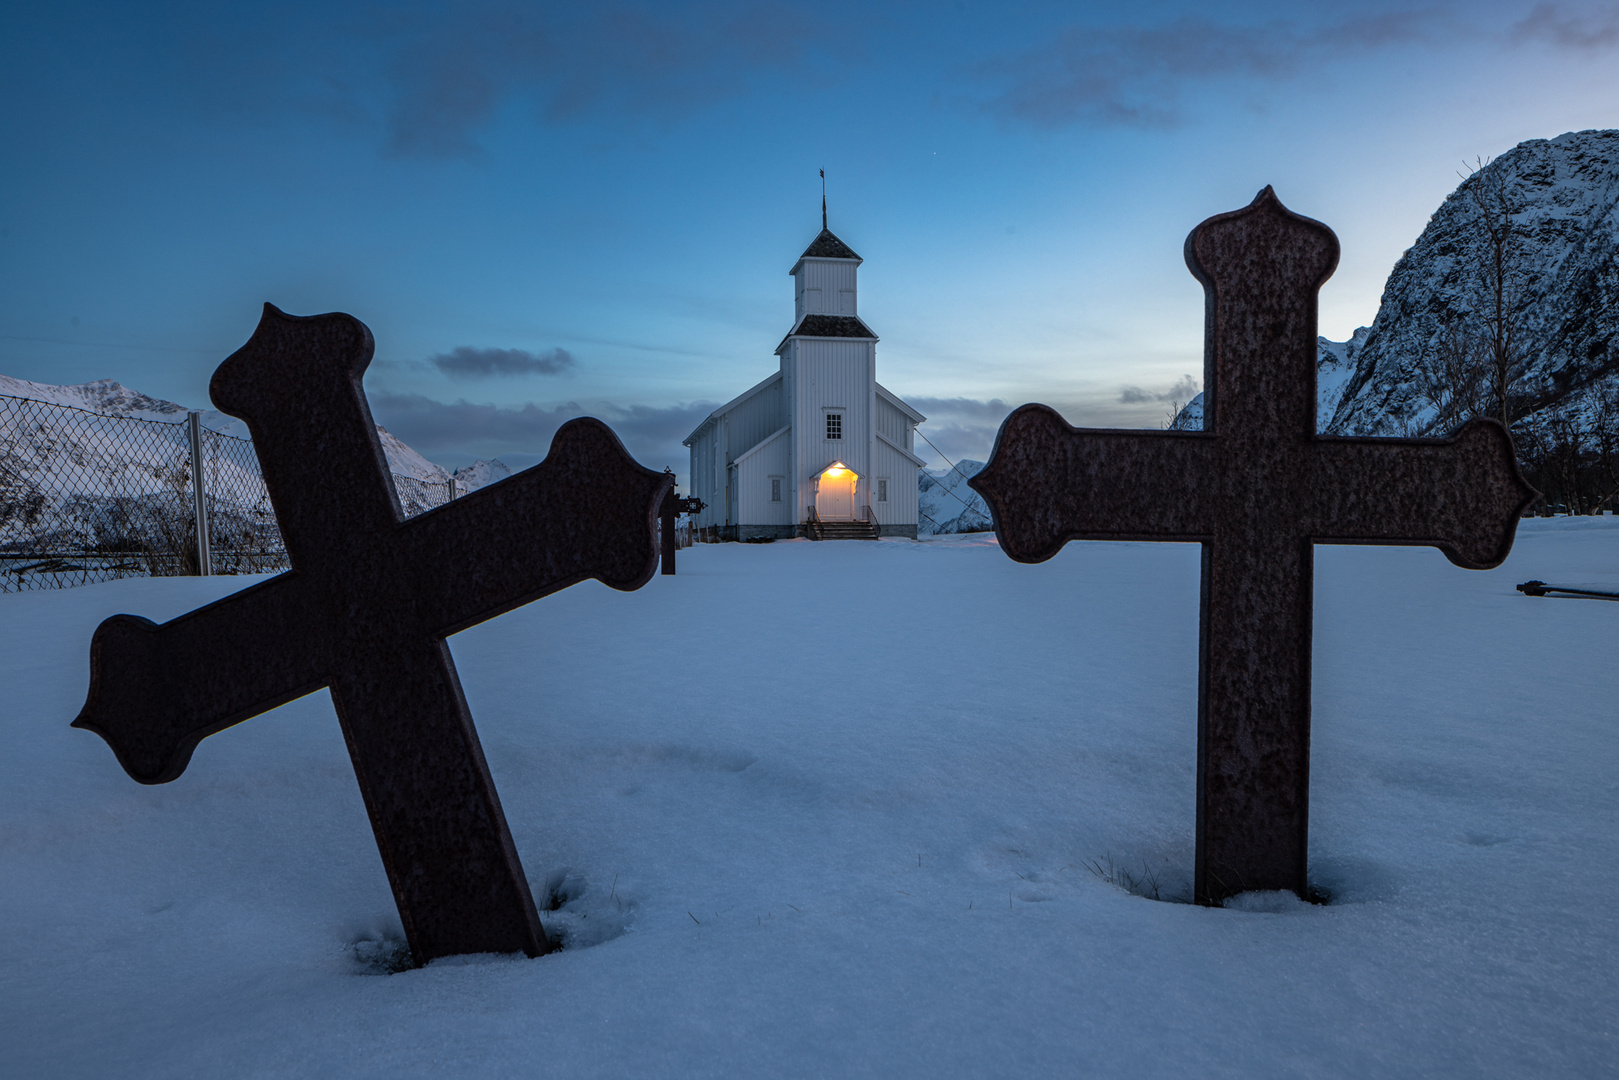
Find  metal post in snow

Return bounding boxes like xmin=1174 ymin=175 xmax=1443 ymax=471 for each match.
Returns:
xmin=660 ymin=474 xmax=677 ymax=576
xmin=187 ymin=411 xmax=213 ymax=576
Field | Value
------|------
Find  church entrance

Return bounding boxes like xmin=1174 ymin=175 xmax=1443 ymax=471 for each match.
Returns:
xmin=816 ymin=462 xmax=858 ymax=520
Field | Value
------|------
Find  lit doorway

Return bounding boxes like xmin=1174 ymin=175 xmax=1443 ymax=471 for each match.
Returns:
xmin=815 ymin=461 xmax=858 ymax=520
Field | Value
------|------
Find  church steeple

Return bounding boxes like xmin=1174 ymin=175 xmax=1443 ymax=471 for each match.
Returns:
xmin=790 ymin=222 xmax=862 ymax=322
xmin=798 ymin=170 xmax=860 ymax=265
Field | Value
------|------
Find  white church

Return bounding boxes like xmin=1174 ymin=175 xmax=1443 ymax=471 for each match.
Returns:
xmin=683 ymin=218 xmax=926 ymax=540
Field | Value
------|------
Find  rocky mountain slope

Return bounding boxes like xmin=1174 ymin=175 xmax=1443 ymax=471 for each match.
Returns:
xmin=1174 ymin=130 xmax=1619 ymax=440
xmin=1329 ymin=129 xmax=1619 ymax=436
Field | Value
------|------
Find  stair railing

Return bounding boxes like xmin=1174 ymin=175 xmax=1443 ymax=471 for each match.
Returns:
xmin=806 ymin=505 xmax=824 ymax=541
xmin=863 ymin=504 xmax=878 ymax=537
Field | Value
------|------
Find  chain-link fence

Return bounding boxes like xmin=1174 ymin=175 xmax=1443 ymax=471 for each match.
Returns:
xmin=1 ymin=394 xmax=458 ymax=594
xmin=392 ymin=473 xmax=458 ymax=518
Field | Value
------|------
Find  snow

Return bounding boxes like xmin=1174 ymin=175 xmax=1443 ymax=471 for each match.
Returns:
xmin=3 ymin=523 xmax=1617 ymax=1077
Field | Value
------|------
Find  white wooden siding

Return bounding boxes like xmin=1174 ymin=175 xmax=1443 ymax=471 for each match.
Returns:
xmin=685 ymin=426 xmax=718 ymax=528
xmin=793 ymin=259 xmax=859 ymax=322
xmin=725 ymin=375 xmax=784 ymax=461
xmin=787 ymin=338 xmax=875 ymax=522
xmin=734 ymin=426 xmax=792 ymax=526
xmin=871 ymin=433 xmax=922 ymax=527
xmin=684 ymin=372 xmax=784 ymax=528
xmin=876 ymin=394 xmax=909 ymax=444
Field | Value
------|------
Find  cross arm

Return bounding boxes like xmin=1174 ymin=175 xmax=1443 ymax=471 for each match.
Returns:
xmin=969 ymin=404 xmax=1221 ymax=564
xmin=400 ymin=418 xmax=674 ymax=637
xmin=1308 ymin=419 xmax=1539 ymax=568
xmin=72 ymin=574 xmax=326 ymax=784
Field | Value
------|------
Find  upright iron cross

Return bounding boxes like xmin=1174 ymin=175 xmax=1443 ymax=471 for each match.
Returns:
xmin=73 ymin=305 xmax=671 ymax=963
xmin=970 ymin=189 xmax=1537 ymax=905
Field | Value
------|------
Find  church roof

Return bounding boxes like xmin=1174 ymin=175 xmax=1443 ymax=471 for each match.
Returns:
xmin=682 ymin=371 xmax=782 ymax=446
xmin=775 ymin=314 xmax=878 ymax=353
xmin=796 ymin=228 xmax=861 ymax=262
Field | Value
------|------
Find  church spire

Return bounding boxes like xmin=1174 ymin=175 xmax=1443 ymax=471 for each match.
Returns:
xmin=820 ymin=168 xmax=827 ymax=230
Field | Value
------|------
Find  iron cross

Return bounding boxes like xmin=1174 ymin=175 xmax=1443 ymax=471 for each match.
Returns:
xmin=970 ymin=189 xmax=1537 ymax=905
xmin=73 ymin=304 xmax=672 ymax=963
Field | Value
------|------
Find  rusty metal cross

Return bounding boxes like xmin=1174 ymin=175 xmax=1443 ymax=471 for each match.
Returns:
xmin=73 ymin=305 xmax=671 ymax=963
xmin=970 ymin=190 xmax=1537 ymax=905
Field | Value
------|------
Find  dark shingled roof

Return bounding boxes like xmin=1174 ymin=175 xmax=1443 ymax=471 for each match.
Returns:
xmin=775 ymin=314 xmax=878 ymax=352
xmin=798 ymin=228 xmax=861 ymax=261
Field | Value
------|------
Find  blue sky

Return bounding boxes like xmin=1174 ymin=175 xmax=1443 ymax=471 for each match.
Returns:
xmin=3 ymin=1 xmax=1617 ymax=481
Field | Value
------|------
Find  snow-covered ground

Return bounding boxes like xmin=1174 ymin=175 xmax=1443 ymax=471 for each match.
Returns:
xmin=2 ymin=522 xmax=1616 ymax=1077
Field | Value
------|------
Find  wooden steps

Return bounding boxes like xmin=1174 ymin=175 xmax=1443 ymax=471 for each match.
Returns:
xmin=808 ymin=518 xmax=879 ymax=541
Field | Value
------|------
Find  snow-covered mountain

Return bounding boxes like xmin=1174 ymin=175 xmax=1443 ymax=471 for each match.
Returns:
xmin=1329 ymin=129 xmax=1619 ymax=435
xmin=451 ymin=458 xmax=513 ymax=492
xmin=1 ymin=376 xmax=474 ymax=561
xmin=1 ymin=374 xmax=461 ymax=491
xmin=0 ymin=373 xmax=250 ymax=439
xmin=918 ymin=460 xmax=992 ymax=534
xmin=1173 ymin=130 xmax=1619 ymax=438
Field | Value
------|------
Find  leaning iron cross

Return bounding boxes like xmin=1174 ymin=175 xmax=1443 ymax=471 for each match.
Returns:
xmin=970 ymin=189 xmax=1537 ymax=905
xmin=73 ymin=304 xmax=671 ymax=963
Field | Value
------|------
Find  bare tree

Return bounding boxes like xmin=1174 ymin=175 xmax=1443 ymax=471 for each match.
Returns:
xmin=1413 ymin=159 xmax=1534 ymax=437
xmin=1412 ymin=321 xmax=1486 ymax=434
xmin=1519 ymin=399 xmax=1587 ymax=513
xmin=1463 ymin=158 xmax=1534 ymax=431
xmin=1407 ymin=157 xmax=1619 ymax=513
xmin=1588 ymin=378 xmax=1619 ymax=513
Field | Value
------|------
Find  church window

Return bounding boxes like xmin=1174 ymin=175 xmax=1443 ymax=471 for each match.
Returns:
xmin=826 ymin=413 xmax=842 ymax=440
xmin=877 ymin=478 xmax=888 ymax=502
xmin=771 ymin=477 xmax=782 ymax=502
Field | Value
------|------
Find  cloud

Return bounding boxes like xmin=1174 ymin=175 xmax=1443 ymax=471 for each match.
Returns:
xmin=978 ymin=10 xmax=1443 ymax=128
xmin=429 ymin=346 xmax=576 ymax=378
xmin=175 ymin=2 xmax=838 ymax=158
xmin=1511 ymin=3 xmax=1619 ymax=49
xmin=907 ymin=397 xmax=1017 ymax=467
xmin=906 ymin=387 xmax=1205 ymax=466
xmin=907 ymin=396 xmax=1015 ymax=422
xmin=1118 ymin=374 xmax=1199 ymax=405
xmin=368 ymin=391 xmax=715 ymax=473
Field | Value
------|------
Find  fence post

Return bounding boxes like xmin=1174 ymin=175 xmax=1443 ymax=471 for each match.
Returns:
xmin=187 ymin=411 xmax=213 ymax=576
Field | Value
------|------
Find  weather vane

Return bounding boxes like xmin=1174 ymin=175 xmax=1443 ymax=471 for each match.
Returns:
xmin=820 ymin=168 xmax=827 ymax=229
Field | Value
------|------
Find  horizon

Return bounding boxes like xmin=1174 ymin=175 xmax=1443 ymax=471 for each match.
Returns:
xmin=4 ymin=1 xmax=1618 ymax=486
